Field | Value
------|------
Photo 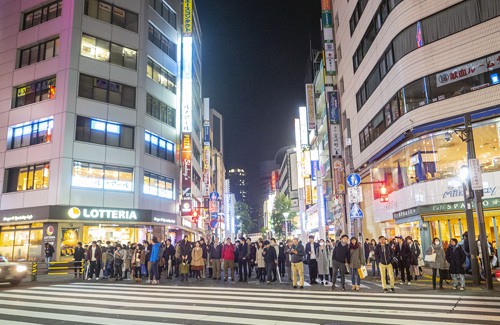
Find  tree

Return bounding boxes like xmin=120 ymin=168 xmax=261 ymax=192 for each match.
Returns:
xmin=270 ymin=193 xmax=296 ymax=240
xmin=260 ymin=226 xmax=268 ymax=239
xmin=235 ymin=202 xmax=254 ymax=235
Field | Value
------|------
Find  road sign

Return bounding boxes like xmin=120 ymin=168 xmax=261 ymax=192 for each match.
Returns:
xmin=347 ymin=173 xmax=361 ymax=187
xmin=210 ymin=192 xmax=219 ymax=201
xmin=469 ymin=159 xmax=483 ymax=190
xmin=209 ymin=218 xmax=218 ymax=229
xmin=349 ymin=203 xmax=364 ymax=219
xmin=211 ymin=212 xmax=218 ymax=219
xmin=348 ymin=187 xmax=363 ymax=203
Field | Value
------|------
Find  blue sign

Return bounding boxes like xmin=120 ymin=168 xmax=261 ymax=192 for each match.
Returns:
xmin=491 ymin=73 xmax=499 ymax=85
xmin=210 ymin=192 xmax=219 ymax=201
xmin=203 ymin=125 xmax=210 ymax=145
xmin=328 ymin=92 xmax=340 ymax=124
xmin=211 ymin=212 xmax=218 ymax=220
xmin=347 ymin=173 xmax=361 ymax=187
xmin=350 ymin=203 xmax=364 ymax=219
xmin=209 ymin=218 xmax=218 ymax=229
xmin=311 ymin=160 xmax=319 ymax=181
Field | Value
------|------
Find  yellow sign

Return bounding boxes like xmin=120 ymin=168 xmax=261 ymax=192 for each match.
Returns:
xmin=183 ymin=0 xmax=193 ymax=36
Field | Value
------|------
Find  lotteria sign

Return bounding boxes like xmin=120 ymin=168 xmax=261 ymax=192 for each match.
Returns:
xmin=67 ymin=207 xmax=138 ymax=220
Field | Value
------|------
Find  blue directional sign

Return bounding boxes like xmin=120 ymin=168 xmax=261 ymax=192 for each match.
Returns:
xmin=211 ymin=212 xmax=218 ymax=220
xmin=350 ymin=203 xmax=364 ymax=219
xmin=347 ymin=173 xmax=361 ymax=187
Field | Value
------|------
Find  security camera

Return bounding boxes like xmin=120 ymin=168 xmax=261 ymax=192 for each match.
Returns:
xmin=444 ymin=131 xmax=452 ymax=142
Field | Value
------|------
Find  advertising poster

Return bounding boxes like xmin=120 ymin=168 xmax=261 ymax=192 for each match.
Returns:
xmin=181 ymin=134 xmax=192 ymax=199
xmin=61 ymin=228 xmax=79 ymax=256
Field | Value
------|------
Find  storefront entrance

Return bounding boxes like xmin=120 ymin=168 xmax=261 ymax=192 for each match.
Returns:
xmin=0 ymin=223 xmax=43 ymax=261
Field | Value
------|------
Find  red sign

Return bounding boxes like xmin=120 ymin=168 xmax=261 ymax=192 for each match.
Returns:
xmin=321 ymin=0 xmax=332 ymax=11
xmin=182 ymin=134 xmax=192 ymax=198
xmin=271 ymin=170 xmax=279 ymax=191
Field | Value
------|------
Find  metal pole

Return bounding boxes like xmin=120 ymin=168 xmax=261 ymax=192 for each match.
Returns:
xmin=462 ymin=179 xmax=481 ymax=286
xmin=465 ymin=113 xmax=493 ymax=289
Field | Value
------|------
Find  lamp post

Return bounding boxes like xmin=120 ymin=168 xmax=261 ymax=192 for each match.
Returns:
xmin=459 ymin=166 xmax=481 ymax=286
xmin=283 ymin=212 xmax=290 ymax=240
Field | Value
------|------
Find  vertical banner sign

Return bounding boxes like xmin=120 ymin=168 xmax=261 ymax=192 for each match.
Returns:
xmin=305 ymin=177 xmax=313 ymax=206
xmin=299 ymin=106 xmax=309 ymax=147
xmin=181 ymin=37 xmax=193 ymax=133
xmin=333 ymin=159 xmax=346 ymax=194
xmin=271 ymin=171 xmax=279 ymax=191
xmin=181 ymin=134 xmax=192 ymax=199
xmin=328 ymin=91 xmax=340 ymax=124
xmin=330 ymin=124 xmax=342 ymax=157
xmin=183 ymin=0 xmax=193 ymax=36
xmin=305 ymin=84 xmax=316 ymax=130
xmin=321 ymin=0 xmax=332 ymax=11
xmin=202 ymin=122 xmax=211 ymax=197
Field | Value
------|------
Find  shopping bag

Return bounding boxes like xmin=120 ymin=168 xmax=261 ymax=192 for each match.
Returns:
xmin=492 ymin=255 xmax=498 ymax=268
xmin=418 ymin=257 xmax=425 ymax=267
xmin=424 ymin=253 xmax=436 ymax=263
xmin=358 ymin=266 xmax=368 ymax=279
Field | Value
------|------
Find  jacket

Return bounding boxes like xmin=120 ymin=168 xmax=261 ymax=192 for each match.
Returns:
xmin=222 ymin=243 xmax=235 ymax=260
xmin=408 ymin=242 xmax=421 ymax=266
xmin=317 ymin=246 xmax=330 ymax=274
xmin=238 ymin=243 xmax=249 ymax=262
xmin=289 ymin=243 xmax=305 ymax=264
xmin=271 ymin=243 xmax=279 ymax=259
xmin=305 ymin=242 xmax=319 ymax=261
xmin=250 ymin=245 xmax=257 ymax=261
xmin=211 ymin=243 xmax=223 ymax=259
xmin=332 ymin=242 xmax=350 ymax=264
xmin=425 ymin=244 xmax=448 ymax=270
xmin=113 ymin=249 xmax=124 ymax=265
xmin=446 ymin=244 xmax=466 ymax=274
xmin=140 ymin=250 xmax=147 ymax=264
xmin=73 ymin=247 xmax=85 ymax=261
xmin=364 ymin=242 xmax=371 ymax=260
xmin=256 ymin=247 xmax=265 ymax=267
xmin=163 ymin=244 xmax=175 ymax=261
xmin=45 ymin=244 xmax=55 ymax=257
xmin=191 ymin=247 xmax=204 ymax=267
xmin=349 ymin=245 xmax=364 ymax=269
xmin=150 ymin=242 xmax=161 ymax=263
xmin=374 ymin=244 xmax=393 ymax=265
xmin=263 ymin=246 xmax=277 ymax=264
xmin=180 ymin=240 xmax=192 ymax=259
xmin=395 ymin=242 xmax=411 ymax=267
xmin=86 ymin=245 xmax=102 ymax=262
xmin=201 ymin=242 xmax=208 ymax=259
xmin=278 ymin=245 xmax=286 ymax=262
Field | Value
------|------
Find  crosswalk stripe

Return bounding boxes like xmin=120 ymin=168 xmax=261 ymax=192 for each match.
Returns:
xmin=2 ymin=287 xmax=500 ymax=323
xmin=1 ymin=321 xmax=42 ymax=325
xmin=51 ymin=282 xmax=500 ymax=302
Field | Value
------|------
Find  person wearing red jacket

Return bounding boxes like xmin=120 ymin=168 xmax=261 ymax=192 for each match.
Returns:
xmin=222 ymin=238 xmax=235 ymax=281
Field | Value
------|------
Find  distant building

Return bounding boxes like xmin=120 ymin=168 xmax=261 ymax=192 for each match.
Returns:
xmin=227 ymin=168 xmax=248 ymax=203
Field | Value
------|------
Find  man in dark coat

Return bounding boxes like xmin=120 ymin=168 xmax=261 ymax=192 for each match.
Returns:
xmin=262 ymin=240 xmax=277 ymax=284
xmin=394 ymin=236 xmax=412 ymax=285
xmin=73 ymin=242 xmax=85 ymax=278
xmin=238 ymin=237 xmax=249 ymax=282
xmin=305 ymin=235 xmax=319 ymax=284
xmin=86 ymin=241 xmax=102 ymax=280
xmin=446 ymin=238 xmax=467 ymax=290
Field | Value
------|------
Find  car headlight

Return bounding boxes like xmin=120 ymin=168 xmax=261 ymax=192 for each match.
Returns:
xmin=16 ymin=265 xmax=27 ymax=273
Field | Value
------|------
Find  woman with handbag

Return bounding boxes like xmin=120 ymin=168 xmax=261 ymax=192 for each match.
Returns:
xmin=425 ymin=237 xmax=447 ymax=289
xmin=445 ymin=238 xmax=466 ymax=290
xmin=191 ymin=241 xmax=204 ymax=280
xmin=349 ymin=237 xmax=364 ymax=291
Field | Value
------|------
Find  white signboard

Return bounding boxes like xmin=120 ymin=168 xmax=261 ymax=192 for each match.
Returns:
xmin=469 ymin=158 xmax=483 ymax=191
xmin=348 ymin=186 xmax=363 ymax=203
xmin=330 ymin=124 xmax=342 ymax=157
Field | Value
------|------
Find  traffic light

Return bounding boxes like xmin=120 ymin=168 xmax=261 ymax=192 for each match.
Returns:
xmin=380 ymin=184 xmax=389 ymax=203
xmin=192 ymin=209 xmax=199 ymax=223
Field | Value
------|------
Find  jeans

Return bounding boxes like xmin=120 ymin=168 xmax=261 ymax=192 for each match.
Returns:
xmin=371 ymin=261 xmax=380 ymax=275
xmin=150 ymin=260 xmax=159 ymax=281
xmin=351 ymin=267 xmax=360 ymax=285
xmin=399 ymin=263 xmax=411 ymax=282
xmin=331 ymin=260 xmax=346 ymax=288
xmin=308 ymin=259 xmax=318 ymax=283
xmin=88 ymin=260 xmax=99 ymax=279
xmin=379 ymin=263 xmax=395 ymax=289
xmin=238 ymin=260 xmax=248 ymax=281
xmin=465 ymin=256 xmax=471 ymax=273
xmin=45 ymin=256 xmax=52 ymax=268
xmin=265 ymin=262 xmax=274 ymax=281
xmin=451 ymin=273 xmax=465 ymax=288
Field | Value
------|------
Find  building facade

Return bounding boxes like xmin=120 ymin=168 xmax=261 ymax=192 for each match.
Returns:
xmin=0 ymin=0 xmax=192 ymax=261
xmin=332 ymin=0 xmax=500 ymax=252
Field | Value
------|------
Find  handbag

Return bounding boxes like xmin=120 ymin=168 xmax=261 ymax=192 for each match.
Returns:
xmin=358 ymin=266 xmax=368 ymax=279
xmin=418 ymin=256 xmax=425 ymax=267
xmin=368 ymin=251 xmax=375 ymax=261
xmin=424 ymin=253 xmax=436 ymax=263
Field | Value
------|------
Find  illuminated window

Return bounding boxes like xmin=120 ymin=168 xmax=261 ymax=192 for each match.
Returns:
xmin=146 ymin=58 xmax=176 ymax=94
xmin=144 ymin=171 xmax=174 ymax=199
xmin=5 ymin=163 xmax=50 ymax=192
xmin=14 ymin=77 xmax=56 ymax=108
xmin=22 ymin=1 xmax=62 ymax=31
xmin=81 ymin=34 xmax=137 ymax=70
xmin=144 ymin=131 xmax=174 ymax=162
xmin=72 ymin=161 xmax=133 ymax=192
xmin=9 ymin=118 xmax=53 ymax=149
xmin=76 ymin=116 xmax=134 ymax=149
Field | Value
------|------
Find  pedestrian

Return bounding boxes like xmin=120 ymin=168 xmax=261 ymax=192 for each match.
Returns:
xmin=284 ymin=239 xmax=293 ymax=281
xmin=199 ymin=238 xmax=208 ymax=279
xmin=149 ymin=237 xmax=161 ymax=284
xmin=73 ymin=242 xmax=85 ymax=279
xmin=234 ymin=240 xmax=240 ymax=275
xmin=407 ymin=236 xmax=421 ymax=282
xmin=210 ymin=237 xmax=223 ymax=280
xmin=326 ymin=240 xmax=334 ymax=280
xmin=364 ymin=238 xmax=371 ymax=264
xmin=317 ymin=239 xmax=330 ymax=285
xmin=122 ymin=244 xmax=131 ymax=280
xmin=270 ymin=238 xmax=279 ymax=281
xmin=375 ymin=236 xmax=395 ymax=293
xmin=461 ymin=232 xmax=471 ymax=273
xmin=222 ymin=238 xmax=235 ymax=281
xmin=238 ymin=237 xmax=249 ymax=282
xmin=191 ymin=241 xmax=204 ymax=280
xmin=331 ymin=235 xmax=350 ymax=291
xmin=132 ymin=244 xmax=142 ymax=283
xmin=446 ymin=238 xmax=466 ymax=290
xmin=395 ymin=236 xmax=412 ymax=285
xmin=263 ymin=240 xmax=277 ymax=284
xmin=113 ymin=244 xmax=124 ymax=281
xmin=163 ymin=239 xmax=175 ymax=279
xmin=86 ymin=241 xmax=101 ymax=280
xmin=289 ymin=237 xmax=305 ymax=289
xmin=44 ymin=242 xmax=55 ymax=269
xmin=174 ymin=241 xmax=181 ymax=277
xmin=426 ymin=237 xmax=447 ymax=290
xmin=256 ymin=241 xmax=266 ymax=282
xmin=101 ymin=247 xmax=113 ymax=279
xmin=179 ymin=236 xmax=192 ymax=272
xmin=278 ymin=241 xmax=286 ymax=278
xmin=305 ymin=235 xmax=319 ymax=284
xmin=349 ymin=237 xmax=364 ymax=291
xmin=249 ymin=239 xmax=256 ymax=278
xmin=369 ymin=239 xmax=379 ymax=276
xmin=179 ymin=256 xmax=189 ymax=282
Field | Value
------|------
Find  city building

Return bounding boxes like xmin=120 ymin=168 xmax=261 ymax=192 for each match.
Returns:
xmin=332 ymin=0 xmax=500 ymax=252
xmin=0 ymin=0 xmax=192 ymax=261
xmin=227 ymin=168 xmax=248 ymax=204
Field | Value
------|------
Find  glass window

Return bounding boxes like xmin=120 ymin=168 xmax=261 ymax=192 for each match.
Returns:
xmin=78 ymin=74 xmax=136 ymax=108
xmin=144 ymin=171 xmax=174 ymax=199
xmin=121 ymin=85 xmax=136 ymax=108
xmin=146 ymin=94 xmax=176 ymax=128
xmin=84 ymin=0 xmax=137 ymax=33
xmin=147 ymin=58 xmax=177 ymax=93
xmin=14 ymin=77 xmax=56 ymax=108
xmin=403 ymin=78 xmax=427 ymax=112
xmin=81 ymin=34 xmax=97 ymax=59
xmin=148 ymin=24 xmax=177 ymax=62
xmin=145 ymin=131 xmax=174 ymax=162
xmin=23 ymin=1 xmax=62 ymax=31
xmin=112 ymin=6 xmax=125 ymax=28
xmin=76 ymin=116 xmax=134 ymax=149
xmin=9 ymin=118 xmax=53 ymax=149
xmin=5 ymin=163 xmax=50 ymax=193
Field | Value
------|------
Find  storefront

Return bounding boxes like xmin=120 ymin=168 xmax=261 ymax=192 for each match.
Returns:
xmin=0 ymin=205 xmax=179 ymax=261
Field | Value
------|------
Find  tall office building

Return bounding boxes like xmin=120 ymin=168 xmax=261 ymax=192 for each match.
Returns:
xmin=227 ymin=168 xmax=248 ymax=204
xmin=333 ymin=0 xmax=500 ymax=252
xmin=0 ymin=0 xmax=191 ymax=261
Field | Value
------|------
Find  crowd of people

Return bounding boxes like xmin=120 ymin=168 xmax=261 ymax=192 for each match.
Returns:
xmin=71 ymin=231 xmax=496 ymax=292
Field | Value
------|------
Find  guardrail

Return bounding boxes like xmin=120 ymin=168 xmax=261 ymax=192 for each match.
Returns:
xmin=30 ymin=260 xmax=85 ymax=281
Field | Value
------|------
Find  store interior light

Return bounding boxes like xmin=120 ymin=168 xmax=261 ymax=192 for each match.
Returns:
xmin=460 ymin=165 xmax=469 ymax=183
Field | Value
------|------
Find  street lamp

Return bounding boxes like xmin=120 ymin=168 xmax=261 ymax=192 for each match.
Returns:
xmin=283 ymin=212 xmax=290 ymax=240
xmin=459 ymin=165 xmax=481 ymax=286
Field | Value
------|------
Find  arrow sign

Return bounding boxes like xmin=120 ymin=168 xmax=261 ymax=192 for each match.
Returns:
xmin=350 ymin=203 xmax=364 ymax=219
xmin=347 ymin=173 xmax=361 ymax=187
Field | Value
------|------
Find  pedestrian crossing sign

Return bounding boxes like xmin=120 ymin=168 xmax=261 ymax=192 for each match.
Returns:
xmin=350 ymin=203 xmax=364 ymax=219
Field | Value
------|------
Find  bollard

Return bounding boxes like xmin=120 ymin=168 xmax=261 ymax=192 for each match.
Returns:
xmin=31 ymin=261 xmax=37 ymax=282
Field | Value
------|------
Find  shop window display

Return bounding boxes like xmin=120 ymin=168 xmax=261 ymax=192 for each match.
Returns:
xmin=0 ymin=224 xmax=43 ymax=261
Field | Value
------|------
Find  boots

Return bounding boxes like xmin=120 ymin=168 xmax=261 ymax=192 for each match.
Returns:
xmin=351 ymin=285 xmax=356 ymax=291
xmin=356 ymin=285 xmax=360 ymax=291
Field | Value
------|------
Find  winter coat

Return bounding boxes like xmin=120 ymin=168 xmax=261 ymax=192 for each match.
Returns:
xmin=375 ymin=244 xmax=393 ymax=265
xmin=238 ymin=243 xmax=249 ymax=262
xmin=45 ymin=244 xmax=55 ymax=257
xmin=289 ymin=243 xmax=305 ymax=264
xmin=163 ymin=245 xmax=175 ymax=261
xmin=150 ymin=243 xmax=161 ymax=263
xmin=271 ymin=243 xmax=279 ymax=259
xmin=180 ymin=240 xmax=192 ymax=259
xmin=408 ymin=242 xmax=421 ymax=266
xmin=256 ymin=247 xmax=265 ymax=268
xmin=122 ymin=249 xmax=131 ymax=270
xmin=86 ymin=245 xmax=102 ymax=262
xmin=364 ymin=242 xmax=371 ymax=260
xmin=332 ymin=242 xmax=350 ymax=264
xmin=250 ymin=245 xmax=257 ymax=261
xmin=222 ymin=244 xmax=235 ymax=261
xmin=326 ymin=245 xmax=333 ymax=268
xmin=305 ymin=242 xmax=319 ymax=261
xmin=191 ymin=247 xmax=204 ymax=267
xmin=446 ymin=244 xmax=466 ymax=274
xmin=425 ymin=244 xmax=448 ymax=270
xmin=278 ymin=245 xmax=286 ymax=262
xmin=349 ymin=245 xmax=364 ymax=269
xmin=395 ymin=242 xmax=411 ymax=268
xmin=263 ymin=246 xmax=277 ymax=264
xmin=140 ymin=250 xmax=147 ymax=264
xmin=317 ymin=246 xmax=330 ymax=275
xmin=73 ymin=247 xmax=85 ymax=261
xmin=113 ymin=249 xmax=124 ymax=265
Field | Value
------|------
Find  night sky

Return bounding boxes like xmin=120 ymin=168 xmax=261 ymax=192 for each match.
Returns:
xmin=197 ymin=0 xmax=322 ymax=208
